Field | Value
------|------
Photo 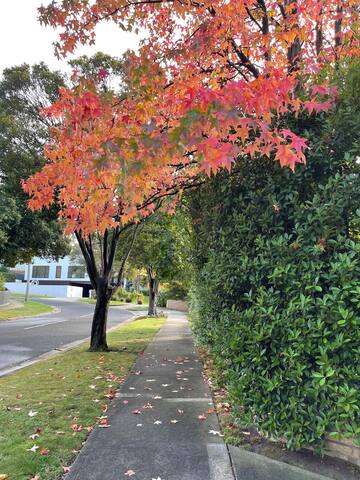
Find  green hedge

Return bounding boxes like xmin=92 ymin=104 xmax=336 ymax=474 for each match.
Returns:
xmin=189 ymin=66 xmax=360 ymax=449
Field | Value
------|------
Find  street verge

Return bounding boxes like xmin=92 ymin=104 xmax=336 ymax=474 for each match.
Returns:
xmin=0 ymin=315 xmax=165 ymax=480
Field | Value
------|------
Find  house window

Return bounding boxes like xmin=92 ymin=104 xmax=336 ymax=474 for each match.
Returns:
xmin=32 ymin=266 xmax=50 ymax=278
xmin=68 ymin=266 xmax=86 ymax=279
xmin=55 ymin=266 xmax=62 ymax=279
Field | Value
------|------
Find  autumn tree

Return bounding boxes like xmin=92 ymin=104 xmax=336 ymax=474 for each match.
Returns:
xmin=23 ymin=72 xmax=201 ymax=351
xmin=24 ymin=1 xmax=359 ymax=351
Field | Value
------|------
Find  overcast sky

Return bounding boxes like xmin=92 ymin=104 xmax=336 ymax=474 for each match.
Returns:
xmin=0 ymin=0 xmax=139 ymax=75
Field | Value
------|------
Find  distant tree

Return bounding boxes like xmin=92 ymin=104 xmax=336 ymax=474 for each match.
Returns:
xmin=0 ymin=63 xmax=69 ymax=266
xmin=126 ymin=210 xmax=192 ymax=316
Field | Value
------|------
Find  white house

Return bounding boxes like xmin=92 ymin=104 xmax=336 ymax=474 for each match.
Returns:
xmin=6 ymin=256 xmax=92 ymax=298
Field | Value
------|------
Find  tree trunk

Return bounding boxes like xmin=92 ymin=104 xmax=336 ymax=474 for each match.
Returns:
xmin=89 ymin=279 xmax=111 ymax=351
xmin=147 ymin=269 xmax=159 ymax=317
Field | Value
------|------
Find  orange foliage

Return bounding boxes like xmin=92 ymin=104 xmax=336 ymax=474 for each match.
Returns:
xmin=23 ymin=0 xmax=360 ymax=234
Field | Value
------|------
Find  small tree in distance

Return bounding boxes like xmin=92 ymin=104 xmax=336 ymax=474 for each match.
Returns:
xmin=125 ymin=210 xmax=191 ymax=317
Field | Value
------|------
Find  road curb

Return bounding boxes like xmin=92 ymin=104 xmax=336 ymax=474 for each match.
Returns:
xmin=228 ymin=446 xmax=333 ymax=480
xmin=0 ymin=310 xmax=142 ymax=378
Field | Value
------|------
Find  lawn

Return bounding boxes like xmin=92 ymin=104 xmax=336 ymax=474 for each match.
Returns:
xmin=0 ymin=301 xmax=54 ymax=321
xmin=0 ymin=316 xmax=165 ymax=480
xmin=78 ymin=298 xmax=126 ymax=306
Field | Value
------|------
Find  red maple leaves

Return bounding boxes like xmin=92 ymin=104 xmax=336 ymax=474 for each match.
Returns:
xmin=22 ymin=0 xmax=360 ymax=235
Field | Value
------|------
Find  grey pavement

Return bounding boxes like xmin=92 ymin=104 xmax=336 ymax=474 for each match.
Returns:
xmin=66 ymin=311 xmax=235 ymax=480
xmin=229 ymin=447 xmax=332 ymax=480
xmin=0 ymin=298 xmax=134 ymax=376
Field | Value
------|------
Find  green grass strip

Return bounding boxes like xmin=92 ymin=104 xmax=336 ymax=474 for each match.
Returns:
xmin=0 ymin=301 xmax=54 ymax=321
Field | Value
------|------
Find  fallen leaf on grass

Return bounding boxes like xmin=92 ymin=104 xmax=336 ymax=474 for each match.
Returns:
xmin=30 ymin=476 xmax=40 ymax=480
xmin=40 ymin=448 xmax=49 ymax=456
xmin=0 ymin=474 xmax=8 ymax=479
xmin=70 ymin=424 xmax=83 ymax=432
xmin=63 ymin=466 xmax=71 ymax=473
xmin=124 ymin=470 xmax=136 ymax=477
xmin=29 ymin=434 xmax=39 ymax=440
xmin=26 ymin=445 xmax=39 ymax=453
xmin=28 ymin=410 xmax=37 ymax=417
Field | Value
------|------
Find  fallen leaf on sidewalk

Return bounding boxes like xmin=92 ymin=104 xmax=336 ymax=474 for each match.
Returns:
xmin=124 ymin=469 xmax=136 ymax=476
xmin=132 ymin=409 xmax=142 ymax=415
xmin=198 ymin=414 xmax=207 ymax=420
xmin=63 ymin=466 xmax=71 ymax=473
xmin=143 ymin=402 xmax=153 ymax=409
xmin=170 ymin=419 xmax=179 ymax=424
xmin=122 ymin=400 xmax=129 ymax=404
xmin=208 ymin=430 xmax=224 ymax=437
xmin=153 ymin=395 xmax=162 ymax=400
xmin=98 ymin=418 xmax=110 ymax=428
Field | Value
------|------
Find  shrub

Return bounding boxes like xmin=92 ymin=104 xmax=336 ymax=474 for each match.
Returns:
xmin=112 ymin=287 xmax=128 ymax=302
xmin=190 ymin=155 xmax=360 ymax=449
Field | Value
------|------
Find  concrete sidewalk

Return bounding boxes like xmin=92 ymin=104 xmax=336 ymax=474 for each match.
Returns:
xmin=66 ymin=311 xmax=235 ymax=480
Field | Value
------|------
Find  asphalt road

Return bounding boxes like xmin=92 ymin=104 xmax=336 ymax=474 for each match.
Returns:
xmin=0 ymin=298 xmax=134 ymax=376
